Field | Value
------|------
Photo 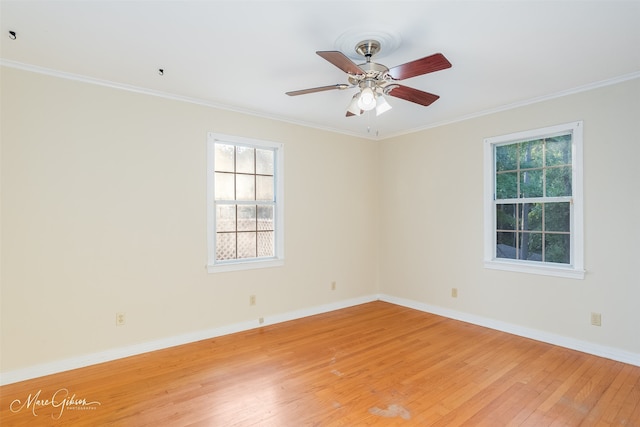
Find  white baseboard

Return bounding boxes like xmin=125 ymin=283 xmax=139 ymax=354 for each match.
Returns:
xmin=3 ymin=293 xmax=637 ymax=386
xmin=0 ymin=294 xmax=378 ymax=386
xmin=378 ymin=293 xmax=640 ymax=367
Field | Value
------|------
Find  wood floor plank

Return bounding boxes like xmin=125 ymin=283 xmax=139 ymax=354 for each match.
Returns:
xmin=1 ymin=301 xmax=639 ymax=426
xmin=585 ymin=364 xmax=633 ymax=424
xmin=612 ymin=374 xmax=640 ymax=426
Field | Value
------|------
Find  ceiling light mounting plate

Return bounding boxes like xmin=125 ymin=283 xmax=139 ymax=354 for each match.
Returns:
xmin=334 ymin=28 xmax=401 ymax=61
xmin=355 ymin=40 xmax=381 ymax=59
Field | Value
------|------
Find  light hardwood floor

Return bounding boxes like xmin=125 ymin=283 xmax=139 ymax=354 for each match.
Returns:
xmin=1 ymin=301 xmax=639 ymax=426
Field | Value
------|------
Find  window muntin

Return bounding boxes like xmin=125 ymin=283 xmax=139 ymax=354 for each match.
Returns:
xmin=484 ymin=122 xmax=584 ymax=279
xmin=207 ymin=133 xmax=284 ymax=272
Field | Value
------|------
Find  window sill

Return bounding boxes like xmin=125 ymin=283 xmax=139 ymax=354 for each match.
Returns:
xmin=484 ymin=259 xmax=585 ymax=280
xmin=207 ymin=258 xmax=284 ymax=273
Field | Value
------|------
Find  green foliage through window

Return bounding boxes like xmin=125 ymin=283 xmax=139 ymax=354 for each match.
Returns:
xmin=494 ymin=134 xmax=572 ymax=264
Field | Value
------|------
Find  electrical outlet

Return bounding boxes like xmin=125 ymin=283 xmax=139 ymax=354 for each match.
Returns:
xmin=331 ymin=281 xmax=336 ymax=291
xmin=116 ymin=312 xmax=126 ymax=326
xmin=250 ymin=295 xmax=256 ymax=306
xmin=451 ymin=288 xmax=458 ymax=298
xmin=259 ymin=317 xmax=264 ymax=324
xmin=590 ymin=312 xmax=602 ymax=326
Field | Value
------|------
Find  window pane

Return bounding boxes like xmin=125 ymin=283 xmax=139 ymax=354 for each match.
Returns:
xmin=521 ymin=232 xmax=542 ymax=261
xmin=496 ymin=144 xmax=517 ymax=171
xmin=520 ymin=140 xmax=544 ymax=169
xmin=216 ymin=233 xmax=236 ymax=260
xmin=236 ymin=146 xmax=255 ymax=174
xmin=497 ymin=232 xmax=517 ymax=259
xmin=237 ymin=205 xmax=256 ymax=231
xmin=520 ymin=169 xmax=543 ymax=198
xmin=546 ymin=166 xmax=572 ymax=197
xmin=496 ymin=204 xmax=516 ymax=230
xmin=496 ymin=172 xmax=518 ymax=199
xmin=258 ymin=231 xmax=274 ymax=257
xmin=521 ymin=203 xmax=542 ymax=231
xmin=216 ymin=205 xmax=236 ymax=232
xmin=256 ymin=175 xmax=274 ymax=201
xmin=215 ymin=143 xmax=235 ymax=172
xmin=215 ymin=172 xmax=235 ymax=200
xmin=236 ymin=174 xmax=255 ymax=201
xmin=545 ymin=203 xmax=570 ymax=232
xmin=546 ymin=135 xmax=572 ymax=167
xmin=256 ymin=149 xmax=274 ymax=175
xmin=257 ymin=205 xmax=274 ymax=231
xmin=545 ymin=234 xmax=570 ymax=264
xmin=237 ymin=232 xmax=257 ymax=258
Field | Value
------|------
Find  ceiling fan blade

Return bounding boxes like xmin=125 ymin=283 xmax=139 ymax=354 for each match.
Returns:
xmin=387 ymin=53 xmax=452 ymax=80
xmin=387 ymin=85 xmax=440 ymax=107
xmin=286 ymin=84 xmax=349 ymax=96
xmin=316 ymin=51 xmax=365 ymax=75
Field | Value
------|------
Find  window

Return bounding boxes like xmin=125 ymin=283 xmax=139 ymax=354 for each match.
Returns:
xmin=207 ymin=133 xmax=284 ymax=272
xmin=483 ymin=121 xmax=584 ymax=279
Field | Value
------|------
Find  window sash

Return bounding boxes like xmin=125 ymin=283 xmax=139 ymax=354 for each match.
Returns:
xmin=213 ymin=201 xmax=277 ymax=263
xmin=494 ymin=200 xmax=573 ymax=264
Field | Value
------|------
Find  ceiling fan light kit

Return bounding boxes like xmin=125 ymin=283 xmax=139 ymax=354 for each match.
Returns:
xmin=286 ymin=35 xmax=452 ymax=120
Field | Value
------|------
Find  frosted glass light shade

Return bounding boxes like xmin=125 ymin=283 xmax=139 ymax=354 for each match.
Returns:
xmin=347 ymin=93 xmax=362 ymax=116
xmin=375 ymin=94 xmax=392 ymax=116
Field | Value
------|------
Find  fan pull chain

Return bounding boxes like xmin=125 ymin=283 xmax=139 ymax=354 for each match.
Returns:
xmin=366 ymin=110 xmax=379 ymax=137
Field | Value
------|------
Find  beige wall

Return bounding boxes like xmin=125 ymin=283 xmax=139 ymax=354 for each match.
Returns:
xmin=379 ymin=78 xmax=640 ymax=355
xmin=1 ymin=66 xmax=639 ymax=375
xmin=0 ymin=67 xmax=379 ymax=372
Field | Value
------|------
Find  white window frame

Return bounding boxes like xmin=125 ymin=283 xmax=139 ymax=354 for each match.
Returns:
xmin=483 ymin=121 xmax=584 ymax=279
xmin=207 ymin=132 xmax=284 ymax=273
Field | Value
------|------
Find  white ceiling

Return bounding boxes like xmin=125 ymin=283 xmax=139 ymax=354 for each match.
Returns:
xmin=1 ymin=1 xmax=639 ymax=139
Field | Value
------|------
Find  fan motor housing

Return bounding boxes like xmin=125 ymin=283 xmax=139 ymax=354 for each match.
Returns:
xmin=348 ymin=62 xmax=389 ymax=86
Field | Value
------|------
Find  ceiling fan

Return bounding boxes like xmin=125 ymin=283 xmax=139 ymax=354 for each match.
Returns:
xmin=286 ymin=39 xmax=452 ymax=117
